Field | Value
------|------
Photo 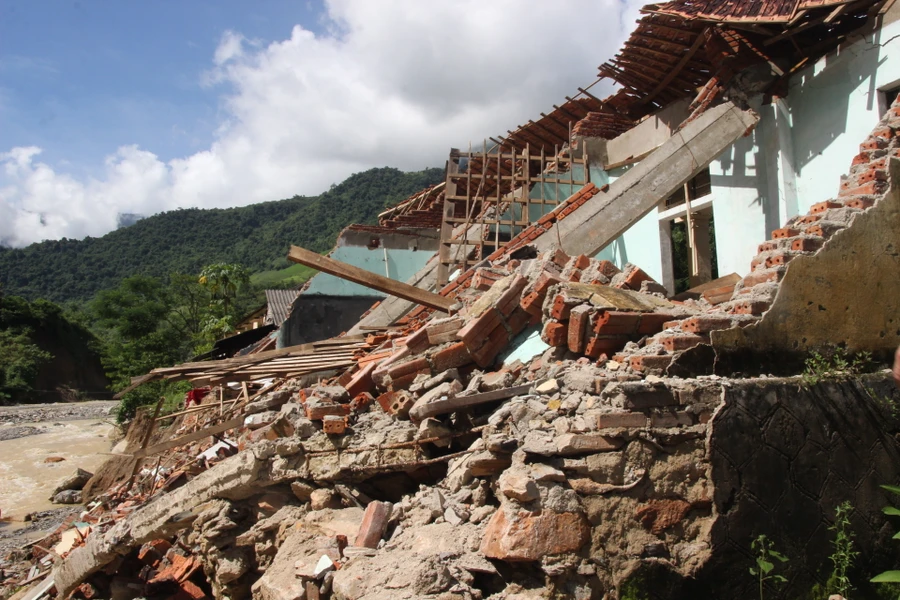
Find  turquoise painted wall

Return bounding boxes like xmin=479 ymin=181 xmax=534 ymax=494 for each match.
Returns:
xmin=303 ymin=246 xmax=433 ymax=297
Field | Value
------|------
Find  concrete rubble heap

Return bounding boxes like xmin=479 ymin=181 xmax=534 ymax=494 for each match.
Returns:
xmin=0 ymin=100 xmax=892 ymax=600
xmin=7 ymin=6 xmax=900 ymax=598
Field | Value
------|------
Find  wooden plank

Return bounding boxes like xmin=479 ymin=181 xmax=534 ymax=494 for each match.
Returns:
xmin=409 ymin=383 xmax=534 ymax=422
xmin=288 ymin=245 xmax=454 ymax=312
xmin=640 ymin=31 xmax=706 ymax=106
xmin=131 ymin=417 xmax=245 ymax=459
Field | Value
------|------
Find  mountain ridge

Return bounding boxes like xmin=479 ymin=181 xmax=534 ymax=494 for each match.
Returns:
xmin=0 ymin=166 xmax=444 ymax=304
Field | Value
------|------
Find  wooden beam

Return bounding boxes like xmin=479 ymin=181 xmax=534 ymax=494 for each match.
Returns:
xmin=641 ymin=30 xmax=707 ymax=106
xmin=288 ymin=245 xmax=454 ymax=312
xmin=128 ymin=417 xmax=245 ymax=459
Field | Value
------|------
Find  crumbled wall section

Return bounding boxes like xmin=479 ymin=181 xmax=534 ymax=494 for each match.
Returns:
xmin=722 ymin=101 xmax=900 ymax=319
xmin=711 ymin=100 xmax=900 ymax=372
xmin=698 ymin=376 xmax=900 ymax=598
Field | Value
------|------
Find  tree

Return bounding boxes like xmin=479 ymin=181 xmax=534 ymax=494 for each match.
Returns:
xmin=0 ymin=328 xmax=52 ymax=402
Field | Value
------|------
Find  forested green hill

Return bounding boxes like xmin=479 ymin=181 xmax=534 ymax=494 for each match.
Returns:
xmin=0 ymin=167 xmax=443 ymax=304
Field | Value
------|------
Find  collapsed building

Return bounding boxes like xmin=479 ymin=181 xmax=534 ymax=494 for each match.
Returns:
xmin=6 ymin=0 xmax=900 ymax=598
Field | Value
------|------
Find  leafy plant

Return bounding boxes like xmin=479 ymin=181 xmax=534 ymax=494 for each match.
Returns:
xmin=750 ymin=534 xmax=789 ymax=600
xmin=872 ymin=485 xmax=900 ymax=597
xmin=802 ymin=346 xmax=876 ymax=386
xmin=827 ymin=501 xmax=859 ymax=597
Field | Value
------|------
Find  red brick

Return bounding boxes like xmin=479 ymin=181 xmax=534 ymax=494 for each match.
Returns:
xmin=387 ymin=357 xmax=430 ymax=381
xmin=426 ymin=316 xmax=464 ymax=345
xmin=839 ymin=180 xmax=887 ymax=197
xmin=860 ymin=137 xmax=889 ymax=151
xmin=376 ymin=391 xmax=398 ymax=413
xmin=541 ymin=321 xmax=567 ymax=347
xmin=630 ymin=354 xmax=673 ymax=372
xmin=472 ymin=326 xmax=509 ymax=368
xmin=657 ymin=334 xmax=706 ymax=352
xmin=550 ymin=293 xmax=577 ymax=321
xmin=810 ymin=201 xmax=842 ymax=214
xmin=771 ymin=227 xmax=799 ymax=239
xmin=623 ymin=265 xmax=654 ymax=290
xmin=585 ymin=335 xmax=629 ymax=358
xmin=741 ymin=268 xmax=784 ymax=288
xmin=519 ymin=290 xmax=544 ymax=316
xmin=567 ymin=305 xmax=594 ymax=353
xmin=323 ymin=415 xmax=347 ymax=435
xmin=701 ymin=285 xmax=736 ymax=305
xmin=794 ymin=214 xmax=822 ymax=226
xmin=680 ymin=316 xmax=734 ymax=334
xmin=506 ymin=307 xmax=533 ymax=337
xmin=592 ymin=310 xmax=641 ymax=335
xmin=729 ymin=300 xmax=770 ymax=315
xmin=174 ymin=581 xmax=206 ymax=600
xmin=758 ymin=241 xmax=778 ymax=253
xmin=597 ymin=411 xmax=648 ymax=429
xmin=355 ymin=500 xmax=392 ymax=548
xmin=405 ymin=327 xmax=432 ymax=355
xmin=457 ymin=307 xmax=502 ymax=351
xmin=595 ymin=260 xmax=621 ymax=279
xmin=638 ymin=313 xmax=674 ymax=335
xmin=345 ymin=361 xmax=377 ymax=398
xmin=571 ymin=254 xmax=591 ymax=270
xmin=533 ymin=270 xmax=564 ymax=296
xmin=306 ymin=402 xmax=349 ymax=420
xmin=549 ymin=249 xmax=570 ymax=268
xmin=430 ymin=341 xmax=473 ymax=372
xmin=350 ymin=392 xmax=374 ymax=412
xmin=791 ymin=237 xmax=824 ymax=252
xmin=845 ymin=197 xmax=875 ymax=210
xmin=495 ymin=275 xmax=528 ymax=316
xmin=764 ymin=252 xmax=796 ymax=268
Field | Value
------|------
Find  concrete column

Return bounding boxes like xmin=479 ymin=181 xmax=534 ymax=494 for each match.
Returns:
xmin=658 ymin=219 xmax=676 ymax=296
xmin=689 ymin=211 xmax=713 ymax=286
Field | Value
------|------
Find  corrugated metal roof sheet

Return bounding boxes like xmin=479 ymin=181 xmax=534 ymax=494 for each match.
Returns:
xmin=265 ymin=289 xmax=301 ymax=326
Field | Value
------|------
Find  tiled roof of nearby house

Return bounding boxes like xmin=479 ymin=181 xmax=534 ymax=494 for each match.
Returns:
xmin=265 ymin=289 xmax=301 ymax=326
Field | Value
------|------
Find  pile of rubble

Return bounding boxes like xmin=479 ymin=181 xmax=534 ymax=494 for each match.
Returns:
xmin=7 ymin=62 xmax=900 ymax=600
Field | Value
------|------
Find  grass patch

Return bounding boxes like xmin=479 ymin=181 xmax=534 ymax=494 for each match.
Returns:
xmin=250 ymin=263 xmax=317 ymax=288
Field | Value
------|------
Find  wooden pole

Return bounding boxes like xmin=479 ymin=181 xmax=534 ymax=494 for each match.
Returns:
xmin=287 ymin=245 xmax=454 ymax=312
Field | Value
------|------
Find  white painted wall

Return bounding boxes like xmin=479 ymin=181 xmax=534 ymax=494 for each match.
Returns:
xmin=790 ymin=16 xmax=900 ymax=213
xmin=709 ymin=14 xmax=900 ymax=277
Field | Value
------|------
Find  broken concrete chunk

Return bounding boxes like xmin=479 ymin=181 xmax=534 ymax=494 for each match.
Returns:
xmin=310 ymin=488 xmax=341 ymax=511
xmin=498 ymin=469 xmax=539 ymax=503
xmin=291 ymin=480 xmax=315 ymax=502
xmin=50 ymin=468 xmax=93 ymax=499
xmin=481 ymin=508 xmax=590 ymax=561
xmin=53 ymin=490 xmax=83 ymax=504
xmin=244 ymin=411 xmax=280 ymax=429
xmin=556 ymin=433 xmax=624 ymax=456
xmin=417 ymin=418 xmax=452 ymax=447
xmin=535 ymin=379 xmax=560 ymax=395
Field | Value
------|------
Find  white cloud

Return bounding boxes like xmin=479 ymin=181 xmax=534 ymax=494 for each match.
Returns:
xmin=0 ymin=0 xmax=643 ymax=248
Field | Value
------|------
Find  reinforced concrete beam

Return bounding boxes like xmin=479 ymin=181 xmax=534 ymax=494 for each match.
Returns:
xmin=533 ymin=102 xmax=759 ymax=258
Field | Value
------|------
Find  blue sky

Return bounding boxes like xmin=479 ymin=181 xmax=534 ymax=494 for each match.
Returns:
xmin=0 ymin=0 xmax=642 ymax=247
xmin=0 ymin=0 xmax=324 ymax=176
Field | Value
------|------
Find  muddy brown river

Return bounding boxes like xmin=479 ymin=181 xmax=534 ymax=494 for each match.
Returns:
xmin=0 ymin=401 xmax=118 ymax=526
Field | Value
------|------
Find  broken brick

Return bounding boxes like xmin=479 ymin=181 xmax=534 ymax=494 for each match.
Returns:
xmin=541 ymin=321 xmax=567 ymax=347
xmin=323 ymin=415 xmax=347 ymax=435
xmin=430 ymin=341 xmax=473 ymax=372
xmin=354 ymin=501 xmax=392 ymax=548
